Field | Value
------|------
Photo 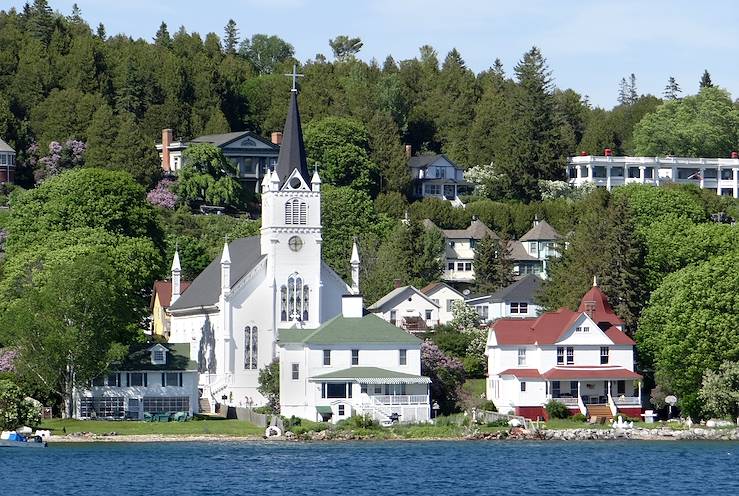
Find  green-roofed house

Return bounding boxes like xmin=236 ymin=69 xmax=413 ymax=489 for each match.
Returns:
xmin=73 ymin=343 xmax=199 ymax=420
xmin=278 ymin=292 xmax=431 ymax=424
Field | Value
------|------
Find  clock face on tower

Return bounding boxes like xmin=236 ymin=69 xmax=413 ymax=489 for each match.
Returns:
xmin=288 ymin=236 xmax=304 ymax=252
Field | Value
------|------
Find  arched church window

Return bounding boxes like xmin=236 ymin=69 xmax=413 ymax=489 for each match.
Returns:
xmin=285 ymin=198 xmax=307 ymax=225
xmin=280 ymin=273 xmax=309 ymax=322
xmin=244 ymin=326 xmax=258 ymax=369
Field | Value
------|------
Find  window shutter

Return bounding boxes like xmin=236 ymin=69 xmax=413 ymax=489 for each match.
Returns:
xmin=179 ymin=373 xmax=183 ymax=387
xmin=144 ymin=373 xmax=148 ymax=387
xmin=126 ymin=373 xmax=130 ymax=387
xmin=162 ymin=373 xmax=166 ymax=386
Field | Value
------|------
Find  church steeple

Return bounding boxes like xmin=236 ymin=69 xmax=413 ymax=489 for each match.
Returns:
xmin=274 ymin=75 xmax=310 ymax=186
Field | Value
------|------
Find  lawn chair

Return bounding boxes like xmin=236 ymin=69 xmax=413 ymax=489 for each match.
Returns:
xmin=144 ymin=412 xmax=153 ymax=422
xmin=173 ymin=412 xmax=189 ymax=422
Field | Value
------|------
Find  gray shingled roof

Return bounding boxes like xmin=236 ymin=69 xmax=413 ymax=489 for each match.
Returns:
xmin=408 ymin=154 xmax=442 ymax=168
xmin=275 ymin=91 xmax=310 ymax=186
xmin=190 ymin=131 xmax=278 ymax=150
xmin=367 ymin=286 xmax=439 ymax=311
xmin=0 ymin=138 xmax=14 ymax=153
xmin=465 ymin=274 xmax=542 ymax=304
xmin=519 ymin=219 xmax=562 ymax=241
xmin=443 ymin=219 xmax=498 ymax=240
xmin=507 ymin=240 xmax=539 ymax=261
xmin=169 ymin=237 xmax=264 ymax=311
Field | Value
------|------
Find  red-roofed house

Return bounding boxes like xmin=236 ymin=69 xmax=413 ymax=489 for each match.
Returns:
xmin=485 ymin=278 xmax=641 ymax=420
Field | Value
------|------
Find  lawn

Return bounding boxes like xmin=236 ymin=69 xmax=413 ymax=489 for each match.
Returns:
xmin=462 ymin=378 xmax=486 ymax=398
xmin=41 ymin=417 xmax=264 ymax=437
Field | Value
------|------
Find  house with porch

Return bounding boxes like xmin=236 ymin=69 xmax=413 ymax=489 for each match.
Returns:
xmin=278 ymin=290 xmax=431 ymax=425
xmin=409 ymin=152 xmax=471 ymax=203
xmin=156 ymin=129 xmax=281 ymax=192
xmin=424 ymin=218 xmax=497 ymax=284
xmin=465 ymin=274 xmax=543 ymax=323
xmin=568 ymin=152 xmax=739 ymax=198
xmin=485 ymin=279 xmax=641 ymax=420
xmin=367 ymin=284 xmax=440 ymax=333
xmin=510 ymin=217 xmax=562 ymax=277
xmin=73 ymin=343 xmax=199 ymax=420
xmin=0 ymin=137 xmax=16 ymax=184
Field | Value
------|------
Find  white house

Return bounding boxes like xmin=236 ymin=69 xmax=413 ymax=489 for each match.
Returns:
xmin=485 ymin=279 xmax=642 ymax=420
xmin=409 ymin=152 xmax=471 ymax=202
xmin=166 ymin=88 xmax=350 ymax=411
xmin=0 ymin=137 xmax=16 ymax=184
xmin=156 ymin=129 xmax=280 ymax=192
xmin=367 ymin=284 xmax=440 ymax=333
xmin=568 ymin=152 xmax=739 ymax=198
xmin=420 ymin=282 xmax=465 ymax=325
xmin=278 ymin=271 xmax=431 ymax=425
xmin=465 ymin=274 xmax=543 ymax=322
xmin=510 ymin=217 xmax=561 ymax=278
xmin=74 ymin=343 xmax=199 ymax=420
xmin=425 ymin=218 xmax=497 ymax=284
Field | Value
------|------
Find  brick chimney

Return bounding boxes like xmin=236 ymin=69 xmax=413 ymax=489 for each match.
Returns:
xmin=404 ymin=144 xmax=412 ymax=159
xmin=271 ymin=132 xmax=283 ymax=145
xmin=731 ymin=151 xmax=738 ymax=159
xmin=161 ymin=129 xmax=173 ymax=172
xmin=604 ymin=148 xmax=613 ymax=157
xmin=394 ymin=279 xmax=402 ymax=289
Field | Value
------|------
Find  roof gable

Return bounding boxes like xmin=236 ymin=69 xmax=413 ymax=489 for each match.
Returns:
xmin=152 ymin=280 xmax=192 ymax=309
xmin=408 ymin=154 xmax=461 ymax=170
xmin=469 ymin=274 xmax=542 ymax=304
xmin=368 ymin=285 xmax=439 ymax=311
xmin=578 ymin=284 xmax=625 ymax=327
xmin=442 ymin=219 xmax=498 ymax=240
xmin=421 ymin=281 xmax=464 ymax=299
xmin=556 ymin=313 xmax=613 ymax=345
xmin=115 ymin=343 xmax=197 ymax=371
xmin=519 ymin=219 xmax=562 ymax=241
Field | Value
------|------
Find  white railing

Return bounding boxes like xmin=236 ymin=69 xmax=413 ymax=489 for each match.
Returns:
xmin=613 ymin=396 xmax=641 ymax=406
xmin=371 ymin=395 xmax=428 ymax=405
xmin=607 ymin=394 xmax=618 ymax=417
xmin=549 ymin=397 xmax=579 ymax=407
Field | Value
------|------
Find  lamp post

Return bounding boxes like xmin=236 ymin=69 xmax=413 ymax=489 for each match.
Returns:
xmin=432 ymin=401 xmax=440 ymax=420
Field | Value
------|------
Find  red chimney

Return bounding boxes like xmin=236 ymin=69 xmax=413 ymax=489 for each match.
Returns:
xmin=580 ymin=151 xmax=588 ymax=156
xmin=394 ymin=279 xmax=402 ymax=289
xmin=404 ymin=144 xmax=412 ymax=159
xmin=604 ymin=148 xmax=613 ymax=157
xmin=731 ymin=151 xmax=738 ymax=159
xmin=161 ymin=129 xmax=173 ymax=172
xmin=271 ymin=132 xmax=283 ymax=145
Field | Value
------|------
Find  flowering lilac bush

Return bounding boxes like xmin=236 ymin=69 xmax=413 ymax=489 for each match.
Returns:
xmin=28 ymin=140 xmax=86 ymax=182
xmin=147 ymin=178 xmax=178 ymax=209
xmin=421 ymin=341 xmax=466 ymax=414
xmin=0 ymin=349 xmax=17 ymax=372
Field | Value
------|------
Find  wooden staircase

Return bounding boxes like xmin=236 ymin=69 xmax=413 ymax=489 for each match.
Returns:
xmin=199 ymin=397 xmax=211 ymax=414
xmin=586 ymin=404 xmax=613 ymax=421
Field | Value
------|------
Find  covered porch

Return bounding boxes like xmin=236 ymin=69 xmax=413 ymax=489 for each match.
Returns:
xmin=542 ymin=367 xmax=642 ymax=418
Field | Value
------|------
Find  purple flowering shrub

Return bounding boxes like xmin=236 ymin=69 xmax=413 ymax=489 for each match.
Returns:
xmin=0 ymin=349 xmax=17 ymax=372
xmin=147 ymin=178 xmax=178 ymax=209
xmin=421 ymin=341 xmax=466 ymax=415
xmin=28 ymin=140 xmax=86 ymax=182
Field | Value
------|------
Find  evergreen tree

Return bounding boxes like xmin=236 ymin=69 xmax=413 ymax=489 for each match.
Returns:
xmin=472 ymin=234 xmax=507 ymax=294
xmin=367 ymin=112 xmax=411 ymax=194
xmin=329 ymin=35 xmax=363 ymax=61
xmin=628 ymin=73 xmax=638 ymax=104
xmin=154 ymin=22 xmax=172 ymax=48
xmin=109 ymin=113 xmax=161 ymax=188
xmin=96 ymin=23 xmax=106 ymax=40
xmin=699 ymin=69 xmax=713 ymax=88
xmin=617 ymin=77 xmax=628 ymax=105
xmin=223 ymin=19 xmax=239 ymax=54
xmin=84 ymin=104 xmax=118 ymax=169
xmin=663 ymin=76 xmax=681 ymax=100
xmin=202 ymin=108 xmax=231 ymax=135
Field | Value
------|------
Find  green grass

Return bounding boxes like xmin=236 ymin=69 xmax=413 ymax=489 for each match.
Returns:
xmin=462 ymin=378 xmax=486 ymax=398
xmin=40 ymin=417 xmax=263 ymax=437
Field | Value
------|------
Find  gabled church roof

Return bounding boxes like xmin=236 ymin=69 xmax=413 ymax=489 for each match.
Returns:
xmin=169 ymin=237 xmax=264 ymax=312
xmin=274 ymin=90 xmax=310 ymax=186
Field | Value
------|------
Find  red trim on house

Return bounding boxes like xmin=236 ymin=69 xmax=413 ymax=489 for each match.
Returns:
xmin=617 ymin=407 xmax=643 ymax=418
xmin=515 ymin=406 xmax=546 ymax=420
xmin=541 ymin=366 xmax=642 ymax=380
xmin=498 ymin=368 xmax=543 ymax=379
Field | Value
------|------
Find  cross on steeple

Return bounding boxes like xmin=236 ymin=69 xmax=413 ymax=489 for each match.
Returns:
xmin=284 ymin=63 xmax=304 ymax=92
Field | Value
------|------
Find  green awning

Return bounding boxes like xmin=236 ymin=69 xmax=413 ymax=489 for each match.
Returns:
xmin=316 ymin=405 xmax=332 ymax=415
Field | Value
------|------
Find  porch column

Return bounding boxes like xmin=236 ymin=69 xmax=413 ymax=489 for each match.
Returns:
xmin=639 ymin=165 xmax=646 ymax=184
xmin=671 ymin=166 xmax=678 ymax=182
xmin=606 ymin=165 xmax=612 ymax=191
xmin=638 ymin=380 xmax=642 ymax=405
xmin=577 ymin=381 xmax=581 ymax=399
xmin=607 ymin=380 xmax=611 ymax=398
xmin=576 ymin=165 xmax=583 ymax=181
xmin=733 ymin=168 xmax=739 ymax=198
xmin=700 ymin=167 xmax=705 ymax=189
xmin=454 ymin=184 xmax=458 ymax=198
xmin=587 ymin=164 xmax=593 ymax=181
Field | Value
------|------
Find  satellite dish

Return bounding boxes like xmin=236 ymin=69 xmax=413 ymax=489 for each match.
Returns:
xmin=462 ymin=289 xmax=471 ymax=296
xmin=665 ymin=395 xmax=677 ymax=406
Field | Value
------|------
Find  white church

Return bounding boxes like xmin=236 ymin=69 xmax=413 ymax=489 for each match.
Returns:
xmin=166 ymin=87 xmax=430 ymax=423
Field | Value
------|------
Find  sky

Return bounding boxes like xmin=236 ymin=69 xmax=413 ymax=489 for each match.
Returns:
xmin=8 ymin=0 xmax=739 ymax=108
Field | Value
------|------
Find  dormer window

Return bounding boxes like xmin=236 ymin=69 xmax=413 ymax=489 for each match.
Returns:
xmin=584 ymin=301 xmax=596 ymax=317
xmin=150 ymin=345 xmax=168 ymax=365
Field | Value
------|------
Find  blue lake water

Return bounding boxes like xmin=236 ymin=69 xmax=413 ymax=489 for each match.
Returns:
xmin=1 ymin=440 xmax=738 ymax=495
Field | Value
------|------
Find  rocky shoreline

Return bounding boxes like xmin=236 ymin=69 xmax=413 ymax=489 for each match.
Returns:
xmin=46 ymin=427 xmax=739 ymax=443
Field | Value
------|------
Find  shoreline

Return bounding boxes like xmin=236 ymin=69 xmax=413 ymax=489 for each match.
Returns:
xmin=46 ymin=426 xmax=739 ymax=443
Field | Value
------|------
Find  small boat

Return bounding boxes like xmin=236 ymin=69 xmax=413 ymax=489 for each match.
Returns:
xmin=0 ymin=431 xmax=47 ymax=448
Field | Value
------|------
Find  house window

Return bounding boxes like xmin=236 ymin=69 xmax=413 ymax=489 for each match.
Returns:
xmin=446 ymin=300 xmax=454 ymax=312
xmin=617 ymin=380 xmax=626 ymax=395
xmin=566 ymin=347 xmax=574 ymax=365
xmin=291 ymin=363 xmax=299 ymax=380
xmin=476 ymin=305 xmax=489 ymax=320
xmin=510 ymin=302 xmax=528 ymax=314
xmin=552 ymin=381 xmax=561 ymax=397
xmin=557 ymin=347 xmax=564 ymax=365
xmin=361 ymin=384 xmax=368 ymax=394
xmin=600 ymin=347 xmax=609 ymax=365
xmin=464 ymin=262 xmax=472 ymax=271
xmin=435 ymin=167 xmax=446 ymax=179
xmin=457 ymin=262 xmax=465 ymax=271
xmin=162 ymin=372 xmax=182 ymax=387
xmin=425 ymin=184 xmax=441 ymax=195
xmin=529 ymin=242 xmax=537 ymax=255
xmin=142 ymin=396 xmax=189 ymax=414
xmin=351 ymin=349 xmax=359 ymax=366
xmin=280 ymin=273 xmax=309 ymax=321
xmin=338 ymin=405 xmax=345 ymax=416
xmin=399 ymin=349 xmax=407 ymax=365
xmin=575 ymin=326 xmax=589 ymax=333
xmin=425 ymin=309 xmax=432 ymax=320
xmin=92 ymin=376 xmax=105 ymax=387
xmin=107 ymin=373 xmax=120 ymax=387
xmin=449 ymin=241 xmax=455 ymax=248
xmin=323 ymin=349 xmax=331 ymax=366
xmin=570 ymin=381 xmax=578 ymax=397
xmin=153 ymin=350 xmax=164 ymax=362
xmin=517 ymin=348 xmax=526 ymax=366
xmin=128 ymin=372 xmax=146 ymax=387
xmin=447 ymin=262 xmax=455 ymax=270
xmin=374 ymin=385 xmax=382 ymax=394
xmin=325 ymin=383 xmax=348 ymax=399
xmin=390 ymin=310 xmax=397 ymax=326
xmin=285 ymin=198 xmax=307 ymax=225
xmin=520 ymin=382 xmax=527 ymax=392
xmin=244 ymin=326 xmax=258 ymax=369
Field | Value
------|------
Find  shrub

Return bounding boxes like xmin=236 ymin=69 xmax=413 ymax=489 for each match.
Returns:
xmin=338 ymin=414 xmax=379 ymax=430
xmin=572 ymin=413 xmax=587 ymax=422
xmin=479 ymin=400 xmax=497 ymax=412
xmin=486 ymin=419 xmax=509 ymax=427
xmin=545 ymin=400 xmax=571 ymax=419
xmin=462 ymin=355 xmax=486 ymax=378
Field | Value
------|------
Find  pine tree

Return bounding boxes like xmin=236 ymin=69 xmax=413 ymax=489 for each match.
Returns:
xmin=69 ymin=3 xmax=82 ymax=23
xmin=96 ymin=23 xmax=106 ymax=40
xmin=223 ymin=19 xmax=239 ymax=54
xmin=202 ymin=108 xmax=230 ymax=135
xmin=109 ymin=113 xmax=161 ymax=188
xmin=367 ymin=112 xmax=410 ymax=194
xmin=599 ymin=195 xmax=646 ymax=331
xmin=154 ymin=22 xmax=172 ymax=48
xmin=628 ymin=73 xmax=638 ymax=104
xmin=472 ymin=234 xmax=499 ymax=294
xmin=84 ymin=105 xmax=118 ymax=169
xmin=699 ymin=70 xmax=713 ymax=88
xmin=617 ymin=77 xmax=628 ymax=105
xmin=663 ymin=76 xmax=681 ymax=100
